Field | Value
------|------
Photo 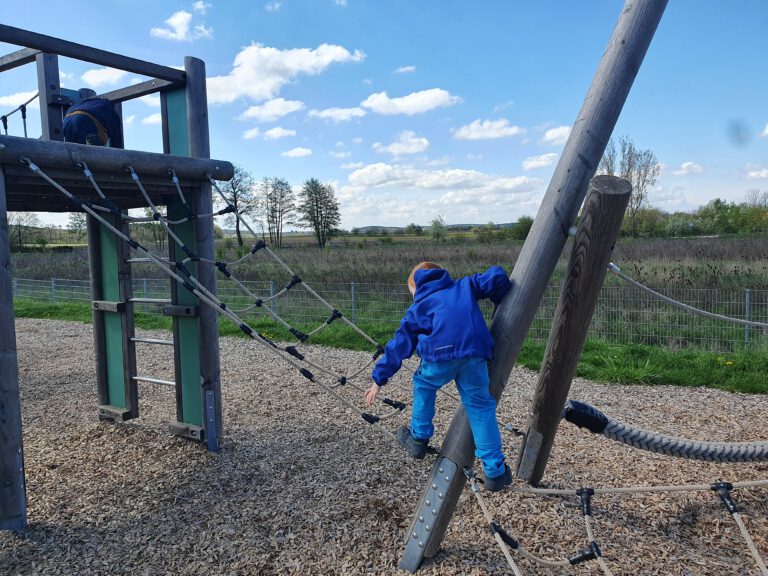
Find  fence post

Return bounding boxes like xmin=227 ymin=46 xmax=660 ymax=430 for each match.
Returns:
xmin=12 ymin=277 xmax=17 ymax=298
xmin=351 ymin=282 xmax=357 ymax=324
xmin=744 ymin=288 xmax=751 ymax=344
xmin=143 ymin=278 xmax=149 ymax=313
xmin=269 ymin=280 xmax=276 ymax=314
xmin=50 ymin=277 xmax=56 ymax=302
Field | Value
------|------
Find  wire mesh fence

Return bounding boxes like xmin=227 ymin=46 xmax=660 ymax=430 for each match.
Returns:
xmin=11 ymin=276 xmax=768 ymax=352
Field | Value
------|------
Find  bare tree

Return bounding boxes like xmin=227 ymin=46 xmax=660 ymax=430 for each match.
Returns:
xmin=219 ymin=165 xmax=257 ymax=246
xmin=295 ymin=178 xmax=340 ymax=248
xmin=599 ymin=135 xmax=660 ymax=237
xmin=8 ymin=212 xmax=41 ymax=251
xmin=258 ymin=177 xmax=295 ymax=248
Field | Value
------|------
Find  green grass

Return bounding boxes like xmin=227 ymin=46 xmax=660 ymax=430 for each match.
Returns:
xmin=14 ymin=298 xmax=768 ymax=394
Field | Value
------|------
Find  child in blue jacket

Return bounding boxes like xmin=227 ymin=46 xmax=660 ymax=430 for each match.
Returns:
xmin=364 ymin=262 xmax=513 ymax=491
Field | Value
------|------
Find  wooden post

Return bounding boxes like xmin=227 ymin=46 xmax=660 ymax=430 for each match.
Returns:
xmin=185 ymin=56 xmax=222 ymax=452
xmin=0 ymin=165 xmax=27 ymax=530
xmin=399 ymin=1 xmax=667 ymax=570
xmin=516 ymin=175 xmax=630 ymax=484
xmin=35 ymin=52 xmax=64 ymax=141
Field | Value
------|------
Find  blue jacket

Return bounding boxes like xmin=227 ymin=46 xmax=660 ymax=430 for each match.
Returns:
xmin=371 ymin=266 xmax=512 ymax=385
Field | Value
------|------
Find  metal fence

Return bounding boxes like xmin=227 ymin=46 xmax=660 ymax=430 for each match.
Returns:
xmin=11 ymin=276 xmax=768 ymax=352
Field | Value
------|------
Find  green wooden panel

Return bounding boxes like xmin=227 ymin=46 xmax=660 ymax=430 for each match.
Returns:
xmin=99 ymin=216 xmax=126 ymax=406
xmin=165 ymin=87 xmax=202 ymax=426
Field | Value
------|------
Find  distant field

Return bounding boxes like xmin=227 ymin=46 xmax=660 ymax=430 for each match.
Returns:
xmin=11 ymin=235 xmax=768 ymax=290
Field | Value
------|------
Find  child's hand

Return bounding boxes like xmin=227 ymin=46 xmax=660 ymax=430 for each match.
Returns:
xmin=364 ymin=383 xmax=381 ymax=406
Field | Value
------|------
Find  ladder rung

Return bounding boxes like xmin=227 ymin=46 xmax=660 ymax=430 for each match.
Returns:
xmin=126 ymin=257 xmax=171 ymax=263
xmin=130 ymin=337 xmax=174 ymax=346
xmin=133 ymin=376 xmax=176 ymax=387
xmin=130 ymin=297 xmax=172 ymax=304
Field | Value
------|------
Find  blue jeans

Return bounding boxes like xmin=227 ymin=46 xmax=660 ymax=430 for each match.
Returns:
xmin=411 ymin=357 xmax=505 ymax=478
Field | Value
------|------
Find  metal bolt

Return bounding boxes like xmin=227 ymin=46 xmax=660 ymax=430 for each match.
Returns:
xmin=431 ymin=483 xmax=437 ymax=490
xmin=425 ymin=525 xmax=431 ymax=532
xmin=438 ymin=467 xmax=444 ymax=473
xmin=419 ymin=516 xmax=424 ymax=522
xmin=425 ymin=499 xmax=431 ymax=506
xmin=438 ymin=492 xmax=444 ymax=499
xmin=412 ymin=532 xmax=418 ymax=539
xmin=418 ymin=541 xmax=423 ymax=548
xmin=432 ymin=509 xmax=437 ymax=515
xmin=445 ymin=476 xmax=450 ymax=481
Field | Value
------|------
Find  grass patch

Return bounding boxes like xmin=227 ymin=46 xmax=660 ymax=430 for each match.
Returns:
xmin=15 ymin=299 xmax=768 ymax=394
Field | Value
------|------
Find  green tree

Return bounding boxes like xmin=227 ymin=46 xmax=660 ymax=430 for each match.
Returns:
xmin=404 ymin=222 xmax=424 ymax=236
xmin=599 ymin=135 xmax=660 ymax=237
xmin=510 ymin=216 xmax=534 ymax=240
xmin=67 ymin=212 xmax=87 ymax=241
xmin=429 ymin=215 xmax=447 ymax=243
xmin=219 ymin=164 xmax=257 ymax=246
xmin=475 ymin=221 xmax=497 ymax=244
xmin=296 ymin=178 xmax=341 ymax=248
xmin=8 ymin=211 xmax=41 ymax=251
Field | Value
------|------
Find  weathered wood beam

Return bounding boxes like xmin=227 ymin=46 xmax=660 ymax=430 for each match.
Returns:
xmin=98 ymin=79 xmax=177 ymax=104
xmin=399 ymin=1 xmax=668 ymax=570
xmin=0 ymin=24 xmax=185 ymax=83
xmin=0 ymin=134 xmax=234 ymax=181
xmin=0 ymin=47 xmax=39 ymax=73
xmin=517 ymin=175 xmax=631 ymax=484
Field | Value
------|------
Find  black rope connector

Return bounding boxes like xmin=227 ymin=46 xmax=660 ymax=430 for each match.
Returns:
xmin=568 ymin=541 xmax=602 ymax=566
xmin=711 ymin=482 xmax=740 ymax=514
xmin=463 ymin=466 xmax=477 ymax=481
xmin=489 ymin=522 xmax=519 ymax=550
xmin=382 ymin=398 xmax=406 ymax=411
xmin=219 ymin=302 xmax=227 ymax=311
xmin=182 ymin=281 xmax=196 ymax=295
xmin=1 ymin=115 xmax=7 ymax=132
xmin=185 ymin=206 xmax=197 ymax=221
xmin=215 ymin=261 xmax=231 ymax=278
xmin=562 ymin=400 xmax=609 ymax=433
xmin=175 ymin=261 xmax=192 ymax=278
xmin=577 ymin=487 xmax=595 ymax=517
xmin=299 ymin=368 xmax=315 ymax=382
xmin=258 ymin=333 xmax=278 ymax=348
xmin=362 ymin=413 xmax=380 ymax=425
xmin=182 ymin=245 xmax=199 ymax=261
xmin=152 ymin=211 xmax=162 ymax=221
xmin=373 ymin=345 xmax=385 ymax=360
xmin=254 ymin=299 xmax=263 ymax=307
xmin=285 ymin=275 xmax=302 ymax=291
xmin=284 ymin=346 xmax=305 ymax=361
xmin=250 ymin=240 xmax=267 ymax=254
xmin=239 ymin=323 xmax=253 ymax=337
xmin=217 ymin=205 xmax=236 ymax=216
xmin=325 ymin=309 xmax=343 ymax=325
xmin=337 ymin=376 xmax=347 ymax=386
xmin=127 ymin=238 xmax=140 ymax=250
xmin=290 ymin=328 xmax=309 ymax=342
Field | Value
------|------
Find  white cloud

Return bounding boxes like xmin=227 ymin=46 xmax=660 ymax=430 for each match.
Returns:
xmin=150 ymin=10 xmax=212 ymax=41
xmin=282 ymin=147 xmax=312 ymax=157
xmin=394 ymin=65 xmax=416 ymax=74
xmin=673 ymin=161 xmax=704 ymax=176
xmin=372 ymin=130 xmax=429 ymax=156
xmin=81 ymin=67 xmax=128 ymax=88
xmin=454 ymin=119 xmax=525 ymax=141
xmin=747 ymin=169 xmax=768 ymax=180
xmin=760 ymin=123 xmax=768 ymax=138
xmin=522 ymin=153 xmax=558 ymax=170
xmin=541 ymin=125 xmax=571 ymax=146
xmin=142 ymin=113 xmax=162 ymax=125
xmin=241 ymin=98 xmax=305 ymax=122
xmin=308 ymin=107 xmax=366 ymax=123
xmin=352 ymin=137 xmax=364 ymax=144
xmin=330 ymin=151 xmax=351 ymax=159
xmin=192 ymin=1 xmax=211 ymax=14
xmin=243 ymin=128 xmax=260 ymax=139
xmin=263 ymin=127 xmax=295 ymax=139
xmin=138 ymin=94 xmax=161 ymax=107
xmin=0 ymin=90 xmax=40 ymax=109
xmin=341 ymin=162 xmax=364 ymax=170
xmin=265 ymin=1 xmax=282 ymax=11
xmin=361 ymin=88 xmax=461 ymax=116
xmin=335 ymin=0 xmax=348 ymax=5
xmin=124 ymin=115 xmax=136 ymax=126
xmin=208 ymin=43 xmax=365 ymax=105
xmin=493 ymin=100 xmax=515 ymax=113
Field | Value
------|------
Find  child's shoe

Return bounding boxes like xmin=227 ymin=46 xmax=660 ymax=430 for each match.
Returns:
xmin=396 ymin=426 xmax=428 ymax=459
xmin=483 ymin=464 xmax=512 ymax=492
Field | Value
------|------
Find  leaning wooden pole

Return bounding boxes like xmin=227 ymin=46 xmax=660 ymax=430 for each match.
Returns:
xmin=516 ymin=175 xmax=630 ymax=485
xmin=0 ymin=165 xmax=27 ymax=530
xmin=399 ymin=1 xmax=667 ymax=570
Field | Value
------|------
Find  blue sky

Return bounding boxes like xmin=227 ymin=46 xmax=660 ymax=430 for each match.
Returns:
xmin=2 ymin=1 xmax=767 ymax=230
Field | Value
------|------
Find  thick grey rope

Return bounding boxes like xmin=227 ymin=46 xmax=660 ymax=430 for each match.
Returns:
xmin=564 ymin=400 xmax=768 ymax=462
xmin=608 ymin=262 xmax=768 ymax=329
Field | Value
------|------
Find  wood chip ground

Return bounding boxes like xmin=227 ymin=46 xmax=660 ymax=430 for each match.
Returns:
xmin=2 ymin=318 xmax=767 ymax=575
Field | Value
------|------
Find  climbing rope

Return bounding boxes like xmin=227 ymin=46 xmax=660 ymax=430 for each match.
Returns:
xmin=563 ymin=400 xmax=768 ymax=462
xmin=1 ymin=92 xmax=38 ymax=138
xmin=608 ymin=262 xmax=768 ymax=329
xmin=22 ymin=158 xmax=412 ymax=442
xmin=467 ymin=472 xmax=768 ymax=575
